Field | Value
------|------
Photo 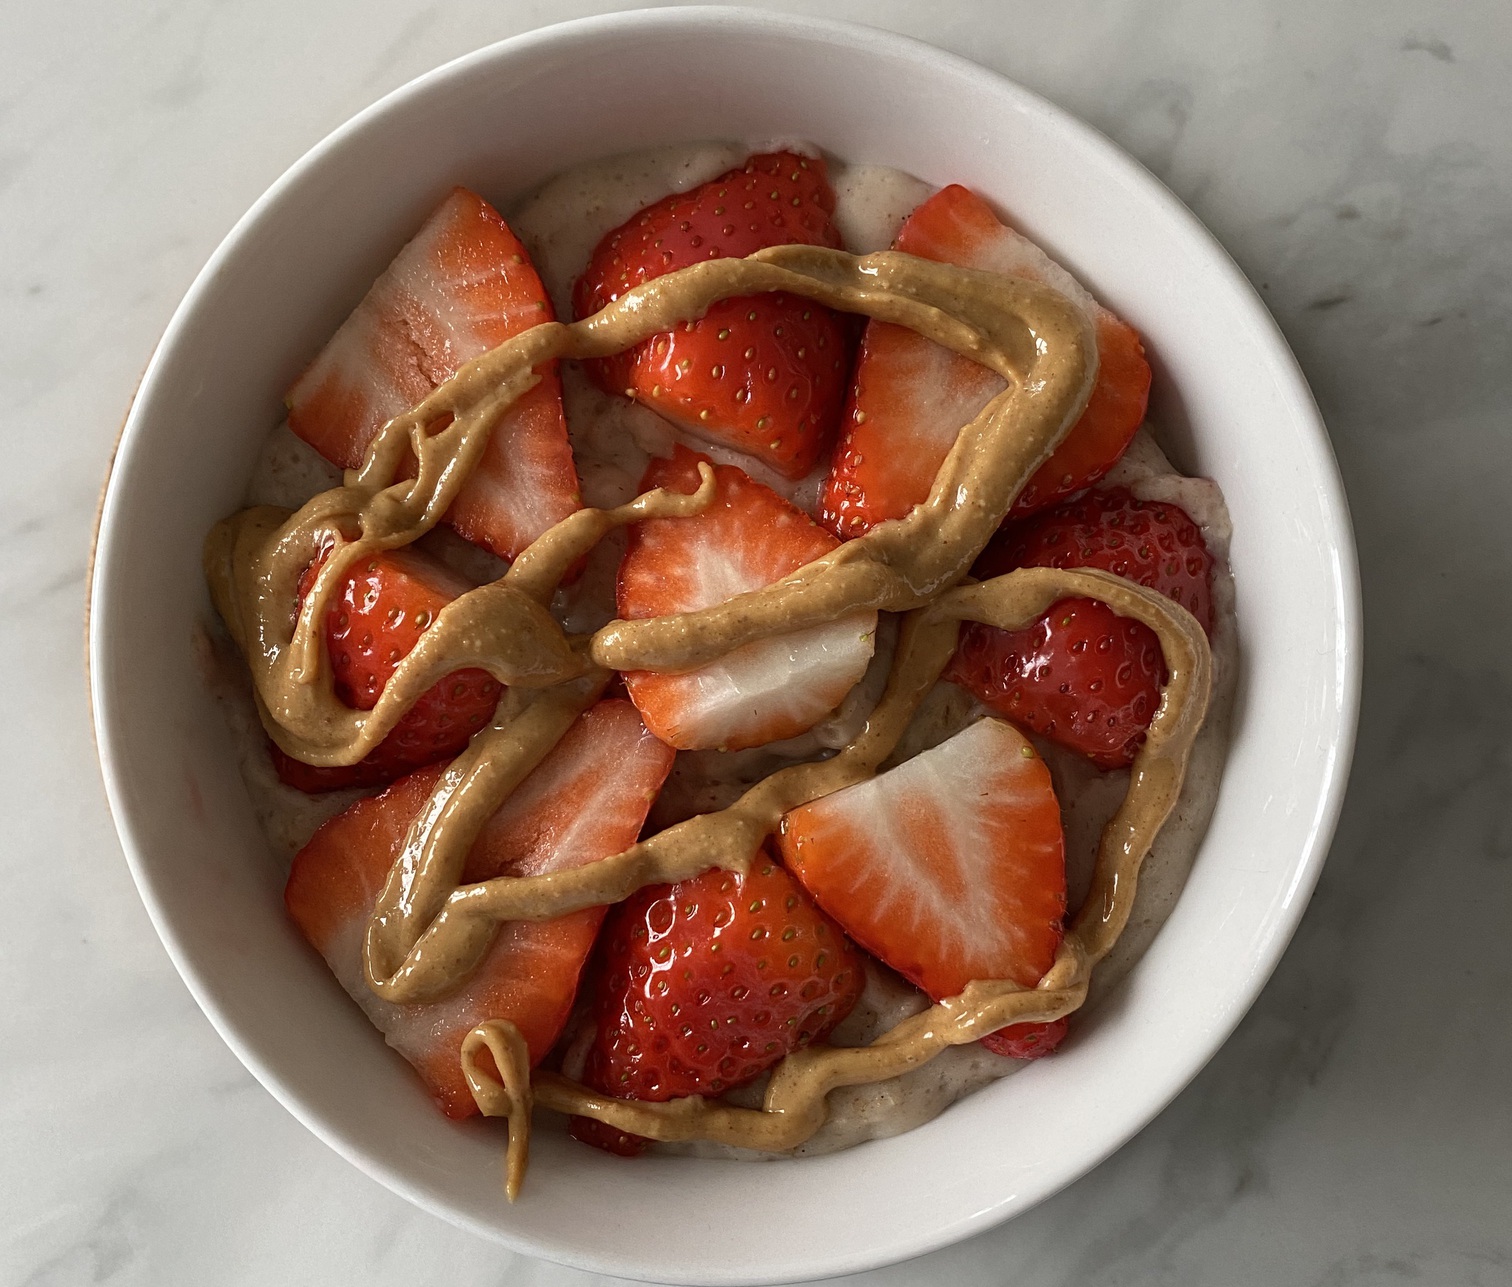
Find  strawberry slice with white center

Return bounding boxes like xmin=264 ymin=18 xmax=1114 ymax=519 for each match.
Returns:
xmin=287 ymin=187 xmax=582 ymax=561
xmin=617 ymin=446 xmax=877 ymax=751
xmin=284 ymin=699 xmax=673 ymax=1118
xmin=779 ymin=717 xmax=1066 ymax=1009
xmin=820 ymin=184 xmax=1151 ymax=536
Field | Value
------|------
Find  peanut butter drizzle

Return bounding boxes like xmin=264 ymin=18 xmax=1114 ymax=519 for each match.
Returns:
xmin=372 ymin=607 xmax=961 ymax=1007
xmin=207 ymin=246 xmax=1093 ymax=769
xmin=589 ymin=248 xmax=1100 ymax=673
xmin=204 ymin=466 xmax=718 ymax=767
xmin=515 ymin=566 xmax=1211 ymax=1154
xmin=363 ymin=675 xmax=609 ymax=1004
xmin=206 ymin=236 xmax=1218 ymax=1190
xmin=461 ymin=1020 xmax=533 ymax=1201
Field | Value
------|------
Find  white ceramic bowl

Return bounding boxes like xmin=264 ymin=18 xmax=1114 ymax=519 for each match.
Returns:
xmin=90 ymin=8 xmax=1360 ymax=1283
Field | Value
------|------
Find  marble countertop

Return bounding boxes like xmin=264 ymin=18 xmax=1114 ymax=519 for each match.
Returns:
xmin=5 ymin=1 xmax=1509 ymax=1283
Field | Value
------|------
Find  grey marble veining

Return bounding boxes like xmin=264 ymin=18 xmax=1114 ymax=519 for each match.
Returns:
xmin=3 ymin=2 xmax=1509 ymax=1284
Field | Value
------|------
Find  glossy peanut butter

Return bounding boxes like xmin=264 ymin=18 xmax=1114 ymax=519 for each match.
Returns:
xmin=527 ymin=567 xmax=1209 ymax=1152
xmin=207 ymin=240 xmax=1212 ymax=1191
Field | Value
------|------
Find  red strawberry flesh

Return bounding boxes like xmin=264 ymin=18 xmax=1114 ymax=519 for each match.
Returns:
xmin=571 ymin=851 xmax=864 ymax=1155
xmin=286 ymin=187 xmax=581 ymax=561
xmin=616 ymin=445 xmax=876 ymax=751
xmin=780 ymin=717 xmax=1066 ymax=1001
xmin=820 ymin=184 xmax=1151 ymax=537
xmin=284 ymin=699 xmax=674 ymax=1118
xmin=272 ymin=545 xmax=501 ymax=792
xmin=981 ymin=1016 xmax=1069 ymax=1060
xmin=946 ymin=486 xmax=1213 ymax=769
xmin=573 ymin=153 xmax=850 ymax=479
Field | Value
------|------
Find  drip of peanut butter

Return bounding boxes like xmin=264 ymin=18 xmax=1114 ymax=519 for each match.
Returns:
xmin=461 ymin=1019 xmax=533 ymax=1201
xmin=207 ymin=237 xmax=1215 ymax=1191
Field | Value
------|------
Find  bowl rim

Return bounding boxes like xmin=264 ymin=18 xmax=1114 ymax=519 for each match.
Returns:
xmin=90 ymin=6 xmax=1362 ymax=1281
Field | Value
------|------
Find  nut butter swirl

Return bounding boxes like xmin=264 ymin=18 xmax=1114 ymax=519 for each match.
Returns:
xmin=207 ymin=238 xmax=1214 ymax=1187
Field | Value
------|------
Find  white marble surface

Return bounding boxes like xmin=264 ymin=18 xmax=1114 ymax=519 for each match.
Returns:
xmin=3 ymin=1 xmax=1509 ymax=1283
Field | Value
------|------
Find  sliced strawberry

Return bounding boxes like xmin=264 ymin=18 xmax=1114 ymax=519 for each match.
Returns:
xmin=616 ymin=445 xmax=876 ymax=751
xmin=571 ymin=850 xmax=864 ymax=1156
xmin=820 ymin=184 xmax=1151 ymax=536
xmin=284 ymin=699 xmax=675 ymax=1119
xmin=980 ymin=1017 xmax=1068 ymax=1059
xmin=946 ymin=486 xmax=1214 ymax=769
xmin=271 ymin=545 xmax=501 ymax=792
xmin=780 ymin=717 xmax=1066 ymax=1004
xmin=287 ymin=187 xmax=581 ymax=561
xmin=573 ymin=153 xmax=849 ymax=479
xmin=948 ymin=599 xmax=1166 ymax=773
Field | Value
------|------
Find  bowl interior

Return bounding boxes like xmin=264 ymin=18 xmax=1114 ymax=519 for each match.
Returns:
xmin=90 ymin=9 xmax=1359 ymax=1284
